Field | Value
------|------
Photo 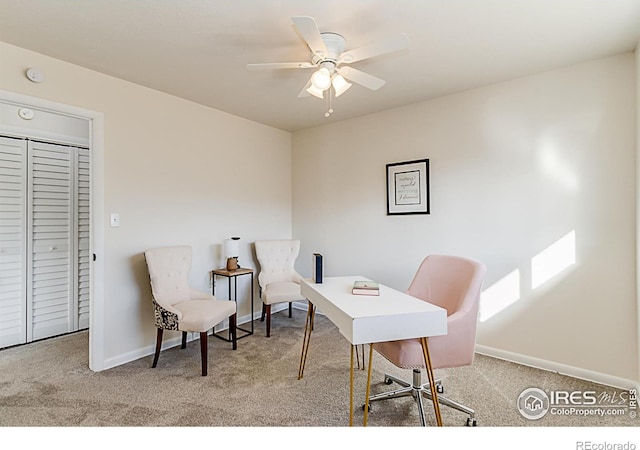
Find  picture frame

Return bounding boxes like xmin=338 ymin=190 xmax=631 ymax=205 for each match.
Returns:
xmin=386 ymin=159 xmax=430 ymax=215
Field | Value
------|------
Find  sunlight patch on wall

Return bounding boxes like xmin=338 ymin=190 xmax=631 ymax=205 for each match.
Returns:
xmin=531 ymin=230 xmax=576 ymax=289
xmin=539 ymin=139 xmax=579 ymax=192
xmin=480 ymin=269 xmax=520 ymax=322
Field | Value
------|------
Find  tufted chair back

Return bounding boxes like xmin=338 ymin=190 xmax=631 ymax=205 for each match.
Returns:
xmin=254 ymin=239 xmax=302 ymax=289
xmin=144 ymin=246 xmax=192 ymax=308
xmin=254 ymin=239 xmax=305 ymax=337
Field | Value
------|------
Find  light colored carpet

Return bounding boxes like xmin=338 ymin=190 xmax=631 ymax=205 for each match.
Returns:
xmin=0 ymin=309 xmax=637 ymax=429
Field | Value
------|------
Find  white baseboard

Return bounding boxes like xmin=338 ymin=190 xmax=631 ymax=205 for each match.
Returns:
xmin=476 ymin=344 xmax=639 ymax=391
xmin=103 ymin=310 xmax=262 ymax=371
xmin=291 ymin=300 xmax=308 ymax=311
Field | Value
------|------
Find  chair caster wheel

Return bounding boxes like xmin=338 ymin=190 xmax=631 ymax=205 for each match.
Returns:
xmin=362 ymin=404 xmax=372 ymax=412
xmin=436 ymin=384 xmax=444 ymax=394
xmin=466 ymin=418 xmax=477 ymax=427
xmin=384 ymin=377 xmax=393 ymax=385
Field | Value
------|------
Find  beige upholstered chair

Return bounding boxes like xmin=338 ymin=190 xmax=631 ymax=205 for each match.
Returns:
xmin=367 ymin=254 xmax=486 ymax=426
xmin=144 ymin=246 xmax=237 ymax=376
xmin=254 ymin=239 xmax=306 ymax=337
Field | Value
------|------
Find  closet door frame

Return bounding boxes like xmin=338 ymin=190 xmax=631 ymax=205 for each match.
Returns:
xmin=0 ymin=89 xmax=105 ymax=372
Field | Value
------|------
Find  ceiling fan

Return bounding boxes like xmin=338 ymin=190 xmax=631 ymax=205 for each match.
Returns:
xmin=247 ymin=16 xmax=409 ymax=116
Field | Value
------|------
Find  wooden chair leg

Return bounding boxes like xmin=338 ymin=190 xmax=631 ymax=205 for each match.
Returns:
xmin=230 ymin=314 xmax=237 ymax=350
xmin=200 ymin=331 xmax=208 ymax=376
xmin=266 ymin=304 xmax=272 ymax=337
xmin=289 ymin=302 xmax=292 ymax=318
xmin=181 ymin=331 xmax=187 ymax=349
xmin=152 ymin=328 xmax=163 ymax=368
xmin=261 ymin=303 xmax=266 ymax=322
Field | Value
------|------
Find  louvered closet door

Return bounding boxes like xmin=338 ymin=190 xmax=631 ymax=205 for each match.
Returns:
xmin=75 ymin=148 xmax=90 ymax=330
xmin=27 ymin=141 xmax=74 ymax=341
xmin=0 ymin=137 xmax=27 ymax=348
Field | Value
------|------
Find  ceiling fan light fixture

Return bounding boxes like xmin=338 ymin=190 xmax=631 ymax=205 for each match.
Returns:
xmin=332 ymin=74 xmax=352 ymax=97
xmin=311 ymin=67 xmax=332 ymax=90
xmin=306 ymin=83 xmax=325 ymax=99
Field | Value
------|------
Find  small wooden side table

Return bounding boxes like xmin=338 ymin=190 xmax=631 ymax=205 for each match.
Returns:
xmin=211 ymin=268 xmax=254 ymax=341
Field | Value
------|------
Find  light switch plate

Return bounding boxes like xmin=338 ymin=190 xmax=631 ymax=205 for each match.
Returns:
xmin=110 ymin=213 xmax=120 ymax=227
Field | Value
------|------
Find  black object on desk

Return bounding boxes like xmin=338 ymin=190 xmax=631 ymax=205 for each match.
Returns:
xmin=313 ymin=253 xmax=323 ymax=283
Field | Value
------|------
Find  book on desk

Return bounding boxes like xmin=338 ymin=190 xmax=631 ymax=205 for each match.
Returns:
xmin=352 ymin=280 xmax=380 ymax=296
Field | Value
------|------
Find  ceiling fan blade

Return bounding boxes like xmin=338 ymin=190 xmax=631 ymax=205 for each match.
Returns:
xmin=337 ymin=66 xmax=386 ymax=90
xmin=292 ymin=16 xmax=328 ymax=58
xmin=339 ymin=33 xmax=409 ymax=64
xmin=247 ymin=62 xmax=314 ymax=70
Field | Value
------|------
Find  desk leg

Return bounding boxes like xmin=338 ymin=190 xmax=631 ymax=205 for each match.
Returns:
xmin=363 ymin=343 xmax=374 ymax=426
xmin=350 ymin=345 xmax=354 ymax=427
xmin=297 ymin=301 xmax=315 ymax=380
xmin=420 ymin=337 xmax=443 ymax=426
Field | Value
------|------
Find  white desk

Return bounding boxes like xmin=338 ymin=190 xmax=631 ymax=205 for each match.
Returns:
xmin=298 ymin=276 xmax=448 ymax=426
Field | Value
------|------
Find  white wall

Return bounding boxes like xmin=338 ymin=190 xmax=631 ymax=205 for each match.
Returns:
xmin=293 ymin=53 xmax=638 ymax=385
xmin=0 ymin=41 xmax=292 ymax=369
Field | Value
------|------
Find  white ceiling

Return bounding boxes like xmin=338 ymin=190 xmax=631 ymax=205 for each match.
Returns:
xmin=1 ymin=0 xmax=639 ymax=132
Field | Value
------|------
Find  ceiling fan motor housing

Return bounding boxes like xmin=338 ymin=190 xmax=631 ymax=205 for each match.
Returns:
xmin=311 ymin=32 xmax=346 ymax=70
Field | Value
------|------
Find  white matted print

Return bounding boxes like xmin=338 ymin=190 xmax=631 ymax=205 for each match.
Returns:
xmin=386 ymin=159 xmax=430 ymax=215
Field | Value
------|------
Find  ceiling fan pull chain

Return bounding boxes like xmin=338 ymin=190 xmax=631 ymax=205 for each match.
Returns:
xmin=325 ymin=89 xmax=334 ymax=117
xmin=324 ymin=91 xmax=330 ymax=117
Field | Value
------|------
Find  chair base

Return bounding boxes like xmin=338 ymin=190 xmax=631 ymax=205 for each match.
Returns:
xmin=367 ymin=369 xmax=476 ymax=426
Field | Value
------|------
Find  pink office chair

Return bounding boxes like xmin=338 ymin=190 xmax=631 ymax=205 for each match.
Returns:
xmin=368 ymin=254 xmax=486 ymax=426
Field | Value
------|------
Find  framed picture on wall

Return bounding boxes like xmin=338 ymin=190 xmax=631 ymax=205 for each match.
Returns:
xmin=386 ymin=159 xmax=430 ymax=215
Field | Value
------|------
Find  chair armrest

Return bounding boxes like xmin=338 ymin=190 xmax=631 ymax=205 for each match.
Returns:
xmin=446 ymin=309 xmax=466 ymax=328
xmin=152 ymin=296 xmax=181 ymax=330
xmin=440 ymin=307 xmax=478 ymax=353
